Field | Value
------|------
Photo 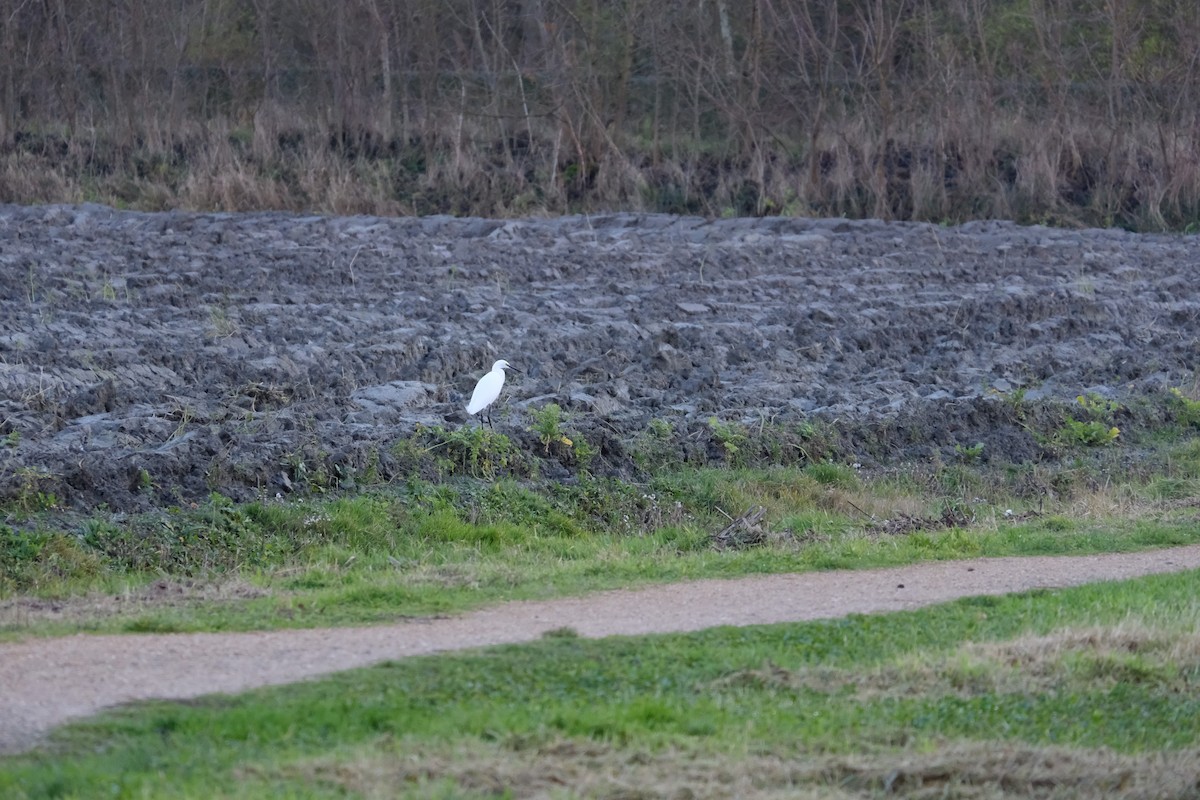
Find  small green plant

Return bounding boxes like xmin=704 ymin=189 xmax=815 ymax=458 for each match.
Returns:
xmin=1059 ymin=417 xmax=1120 ymax=447
xmin=955 ymin=441 xmax=985 ymax=464
xmin=1076 ymin=392 xmax=1121 ymax=418
xmin=1002 ymin=386 xmax=1028 ymax=419
xmin=1056 ymin=393 xmax=1121 ymax=447
xmin=936 ymin=464 xmax=982 ymax=496
xmin=26 ymin=263 xmax=39 ymax=304
xmin=528 ymin=403 xmax=594 ymax=472
xmin=572 ymin=435 xmax=596 ymax=473
xmin=282 ymin=453 xmax=331 ymax=493
xmin=441 ymin=425 xmax=516 ymax=478
xmin=633 ymin=418 xmax=679 ymax=472
xmin=804 ymin=462 xmax=859 ymax=489
xmin=13 ymin=466 xmax=58 ymax=513
xmin=390 ymin=428 xmax=432 ymax=469
xmin=541 ymin=626 xmax=580 ymax=639
xmin=207 ymin=305 xmax=239 ymax=338
xmin=1168 ymin=387 xmax=1200 ymax=428
xmin=1044 ymin=515 xmax=1074 ymax=531
xmin=529 ymin=403 xmax=570 ymax=453
xmin=3 ymin=430 xmax=19 ymax=448
xmin=708 ymin=417 xmax=748 ymax=464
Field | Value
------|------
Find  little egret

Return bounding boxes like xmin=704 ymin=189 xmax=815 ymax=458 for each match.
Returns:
xmin=467 ymin=359 xmax=518 ymax=427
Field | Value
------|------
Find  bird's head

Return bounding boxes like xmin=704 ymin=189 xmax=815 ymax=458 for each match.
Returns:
xmin=493 ymin=359 xmax=519 ymax=373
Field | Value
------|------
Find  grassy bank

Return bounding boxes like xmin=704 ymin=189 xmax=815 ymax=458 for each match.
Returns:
xmin=4 ymin=403 xmax=1200 ymax=637
xmin=2 ymin=569 xmax=1198 ymax=797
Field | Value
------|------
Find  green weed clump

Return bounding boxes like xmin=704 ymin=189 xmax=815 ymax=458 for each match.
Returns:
xmin=408 ymin=424 xmax=521 ymax=479
xmin=0 ymin=529 xmax=102 ymax=593
xmin=632 ymin=418 xmax=681 ymax=473
xmin=528 ymin=403 xmax=596 ymax=472
xmin=708 ymin=417 xmax=749 ymax=465
xmin=530 ymin=403 xmax=568 ymax=453
xmin=1059 ymin=418 xmax=1121 ymax=447
xmin=11 ymin=467 xmax=57 ymax=514
xmin=1169 ymin=387 xmax=1200 ymax=429
xmin=955 ymin=441 xmax=985 ymax=464
xmin=1056 ymin=394 xmax=1122 ymax=447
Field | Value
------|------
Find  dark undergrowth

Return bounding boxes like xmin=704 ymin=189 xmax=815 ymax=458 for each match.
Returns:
xmin=5 ymin=1 xmax=1200 ymax=230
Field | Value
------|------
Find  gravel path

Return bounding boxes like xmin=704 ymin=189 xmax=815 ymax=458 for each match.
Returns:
xmin=3 ymin=544 xmax=1200 ymax=755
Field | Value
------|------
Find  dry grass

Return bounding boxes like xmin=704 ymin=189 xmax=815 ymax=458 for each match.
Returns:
xmin=1 ymin=107 xmax=1197 ymax=229
xmin=0 ymin=577 xmax=269 ymax=630
xmin=277 ymin=735 xmax=1200 ymax=799
xmin=1066 ymin=486 xmax=1147 ymax=521
xmin=706 ymin=619 xmax=1200 ymax=701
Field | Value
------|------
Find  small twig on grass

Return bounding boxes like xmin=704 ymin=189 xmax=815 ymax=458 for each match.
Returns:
xmin=843 ymin=497 xmax=876 ymax=522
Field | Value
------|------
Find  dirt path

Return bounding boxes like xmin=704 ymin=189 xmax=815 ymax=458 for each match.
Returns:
xmin=3 ymin=544 xmax=1200 ymax=755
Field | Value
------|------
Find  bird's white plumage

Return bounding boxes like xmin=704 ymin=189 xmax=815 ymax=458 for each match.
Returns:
xmin=467 ymin=359 xmax=512 ymax=415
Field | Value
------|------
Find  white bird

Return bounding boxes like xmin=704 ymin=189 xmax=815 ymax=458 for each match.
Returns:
xmin=467 ymin=359 xmax=518 ymax=426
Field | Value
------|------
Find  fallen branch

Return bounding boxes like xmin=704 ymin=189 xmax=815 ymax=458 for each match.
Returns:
xmin=712 ymin=505 xmax=768 ymax=550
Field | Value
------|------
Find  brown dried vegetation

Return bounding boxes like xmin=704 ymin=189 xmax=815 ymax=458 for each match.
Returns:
xmin=2 ymin=1 xmax=1199 ymax=228
xmin=282 ymin=736 xmax=1200 ymax=799
xmin=707 ymin=621 xmax=1200 ymax=699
